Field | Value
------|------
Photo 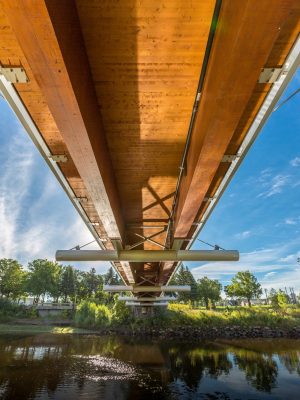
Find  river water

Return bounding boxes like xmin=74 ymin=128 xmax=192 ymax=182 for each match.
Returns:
xmin=0 ymin=333 xmax=299 ymax=399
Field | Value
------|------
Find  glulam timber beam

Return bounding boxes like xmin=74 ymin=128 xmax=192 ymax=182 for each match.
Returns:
xmin=174 ymin=0 xmax=293 ymax=237
xmin=1 ymin=0 xmax=124 ymax=239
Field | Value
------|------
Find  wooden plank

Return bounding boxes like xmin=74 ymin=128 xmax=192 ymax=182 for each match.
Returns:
xmin=174 ymin=0 xmax=293 ymax=238
xmin=178 ymin=1 xmax=300 ymax=244
xmin=76 ymin=0 xmax=216 ymax=253
xmin=2 ymin=0 xmax=124 ymax=239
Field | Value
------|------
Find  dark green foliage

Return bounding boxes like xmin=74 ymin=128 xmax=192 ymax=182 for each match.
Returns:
xmin=0 ymin=299 xmax=37 ymax=322
xmin=0 ymin=257 xmax=111 ymax=306
xmin=269 ymin=288 xmax=289 ymax=310
xmin=172 ymin=265 xmax=198 ymax=305
xmin=0 ymin=258 xmax=27 ymax=300
xmin=26 ymin=259 xmax=62 ymax=303
xmin=60 ymin=266 xmax=77 ymax=302
xmin=75 ymin=268 xmax=104 ymax=302
xmin=225 ymin=271 xmax=262 ymax=307
xmin=84 ymin=267 xmax=103 ymax=297
xmin=74 ymin=301 xmax=111 ymax=328
xmin=197 ymin=276 xmax=222 ymax=309
xmin=0 ymin=256 xmax=298 ymax=330
xmin=112 ymin=297 xmax=132 ymax=324
xmin=104 ymin=266 xmax=121 ymax=285
xmin=77 ymin=268 xmax=103 ymax=300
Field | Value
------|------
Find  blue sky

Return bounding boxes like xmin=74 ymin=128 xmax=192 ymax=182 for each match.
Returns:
xmin=189 ymin=69 xmax=300 ymax=291
xmin=0 ymin=70 xmax=299 ymax=292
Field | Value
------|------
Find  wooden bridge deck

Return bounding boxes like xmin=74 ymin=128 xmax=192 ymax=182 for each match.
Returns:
xmin=0 ymin=0 xmax=299 ymax=295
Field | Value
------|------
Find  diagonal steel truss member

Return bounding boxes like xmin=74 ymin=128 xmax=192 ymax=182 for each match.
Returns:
xmin=127 ymin=229 xmax=166 ymax=250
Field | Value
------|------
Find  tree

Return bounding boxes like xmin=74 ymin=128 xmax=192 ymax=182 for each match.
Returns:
xmin=75 ymin=271 xmax=88 ymax=302
xmin=49 ymin=263 xmax=63 ymax=302
xmin=85 ymin=268 xmax=103 ymax=297
xmin=197 ymin=277 xmax=222 ymax=309
xmin=103 ymin=267 xmax=122 ymax=304
xmin=104 ymin=266 xmax=121 ymax=285
xmin=277 ymin=290 xmax=289 ymax=308
xmin=26 ymin=259 xmax=62 ymax=303
xmin=225 ymin=271 xmax=262 ymax=307
xmin=269 ymin=288 xmax=279 ymax=309
xmin=270 ymin=288 xmax=289 ymax=310
xmin=0 ymin=258 xmax=27 ymax=300
xmin=172 ymin=265 xmax=198 ymax=305
xmin=60 ymin=266 xmax=77 ymax=302
xmin=75 ymin=268 xmax=103 ymax=301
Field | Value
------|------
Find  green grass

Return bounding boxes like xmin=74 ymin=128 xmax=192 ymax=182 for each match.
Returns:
xmin=1 ymin=303 xmax=300 ymax=333
xmin=156 ymin=304 xmax=300 ymax=329
xmin=0 ymin=324 xmax=92 ymax=334
xmin=128 ymin=303 xmax=300 ymax=330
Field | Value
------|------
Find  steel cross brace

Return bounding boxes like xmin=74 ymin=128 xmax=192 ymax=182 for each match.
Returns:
xmin=127 ymin=229 xmax=166 ymax=250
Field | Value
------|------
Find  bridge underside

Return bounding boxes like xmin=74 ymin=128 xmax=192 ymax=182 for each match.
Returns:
xmin=0 ymin=0 xmax=299 ymax=302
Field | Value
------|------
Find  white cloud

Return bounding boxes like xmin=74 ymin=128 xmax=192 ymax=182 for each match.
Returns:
xmin=234 ymin=230 xmax=251 ymax=239
xmin=258 ymin=168 xmax=273 ymax=183
xmin=261 ymin=268 xmax=300 ymax=291
xmin=0 ymin=128 xmax=109 ymax=274
xmin=191 ymin=245 xmax=300 ymax=291
xmin=257 ymin=174 xmax=290 ymax=198
xmin=0 ymin=133 xmax=35 ymax=257
xmin=263 ymin=271 xmax=277 ymax=278
xmin=279 ymin=251 xmax=300 ymax=263
xmin=285 ymin=218 xmax=297 ymax=225
xmin=290 ymin=157 xmax=300 ymax=167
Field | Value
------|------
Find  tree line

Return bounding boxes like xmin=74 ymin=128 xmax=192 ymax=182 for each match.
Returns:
xmin=0 ymin=258 xmax=295 ymax=308
xmin=0 ymin=258 xmax=121 ymax=304
xmin=171 ymin=265 xmax=296 ymax=308
xmin=172 ymin=265 xmax=262 ymax=308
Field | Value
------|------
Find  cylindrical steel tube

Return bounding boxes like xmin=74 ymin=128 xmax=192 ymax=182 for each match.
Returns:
xmin=103 ymin=285 xmax=191 ymax=292
xmin=118 ymin=296 xmax=175 ymax=301
xmin=125 ymin=302 xmax=168 ymax=306
xmin=56 ymin=249 xmax=239 ymax=262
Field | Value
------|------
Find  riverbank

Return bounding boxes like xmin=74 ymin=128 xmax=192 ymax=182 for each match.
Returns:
xmin=1 ymin=303 xmax=300 ymax=339
xmin=0 ymin=323 xmax=92 ymax=334
xmin=1 ymin=322 xmax=300 ymax=340
xmin=117 ymin=325 xmax=300 ymax=339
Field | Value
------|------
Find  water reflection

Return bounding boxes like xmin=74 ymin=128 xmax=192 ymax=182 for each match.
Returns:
xmin=0 ymin=334 xmax=299 ymax=399
xmin=235 ymin=353 xmax=278 ymax=392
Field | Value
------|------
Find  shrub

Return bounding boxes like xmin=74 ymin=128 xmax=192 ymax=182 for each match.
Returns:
xmin=96 ymin=304 xmax=111 ymax=327
xmin=112 ymin=300 xmax=132 ymax=324
xmin=168 ymin=303 xmax=190 ymax=313
xmin=74 ymin=301 xmax=111 ymax=328
xmin=0 ymin=298 xmax=36 ymax=320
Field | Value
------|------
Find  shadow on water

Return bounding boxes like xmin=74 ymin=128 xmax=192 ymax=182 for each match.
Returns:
xmin=0 ymin=334 xmax=300 ymax=399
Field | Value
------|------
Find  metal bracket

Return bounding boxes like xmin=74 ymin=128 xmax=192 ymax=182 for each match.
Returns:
xmin=171 ymin=238 xmax=185 ymax=250
xmin=74 ymin=196 xmax=88 ymax=203
xmin=49 ymin=154 xmax=68 ymax=163
xmin=111 ymin=239 xmax=123 ymax=251
xmin=0 ymin=65 xmax=29 ymax=83
xmin=258 ymin=67 xmax=287 ymax=84
xmin=192 ymin=221 xmax=204 ymax=226
xmin=203 ymin=196 xmax=216 ymax=202
xmin=222 ymin=154 xmax=238 ymax=162
xmin=89 ymin=222 xmax=100 ymax=227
